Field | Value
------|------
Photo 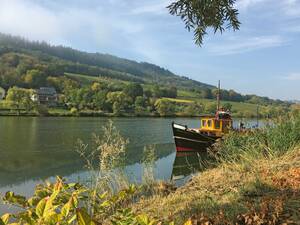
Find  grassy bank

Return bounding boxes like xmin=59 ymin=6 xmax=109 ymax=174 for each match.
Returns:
xmin=131 ymin=114 xmax=300 ymax=224
xmin=132 ymin=147 xmax=300 ymax=224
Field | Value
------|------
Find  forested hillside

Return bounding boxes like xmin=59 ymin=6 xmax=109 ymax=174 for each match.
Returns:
xmin=0 ymin=33 xmax=292 ymax=117
xmin=0 ymin=33 xmax=212 ymax=90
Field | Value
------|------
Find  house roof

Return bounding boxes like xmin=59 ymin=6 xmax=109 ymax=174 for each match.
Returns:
xmin=37 ymin=87 xmax=57 ymax=95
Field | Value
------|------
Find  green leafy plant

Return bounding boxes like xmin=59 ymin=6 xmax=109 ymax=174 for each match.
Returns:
xmin=1 ymin=177 xmax=141 ymax=225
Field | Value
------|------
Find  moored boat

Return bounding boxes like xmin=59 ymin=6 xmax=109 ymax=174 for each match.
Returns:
xmin=172 ymin=110 xmax=232 ymax=152
xmin=172 ymin=81 xmax=233 ymax=152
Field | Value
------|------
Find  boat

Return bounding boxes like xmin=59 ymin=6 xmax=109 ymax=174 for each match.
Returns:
xmin=172 ymin=81 xmax=233 ymax=152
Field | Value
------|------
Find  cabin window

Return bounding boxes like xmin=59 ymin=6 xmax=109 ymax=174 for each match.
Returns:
xmin=207 ymin=120 xmax=212 ymax=127
xmin=202 ymin=120 xmax=207 ymax=127
xmin=215 ymin=120 xmax=220 ymax=129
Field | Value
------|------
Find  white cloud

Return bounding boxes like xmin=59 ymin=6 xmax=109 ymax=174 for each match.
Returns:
xmin=236 ymin=0 xmax=270 ymax=10
xmin=282 ymin=0 xmax=300 ymax=16
xmin=282 ymin=73 xmax=300 ymax=81
xmin=0 ymin=0 xmax=113 ymax=47
xmin=129 ymin=0 xmax=171 ymax=15
xmin=208 ymin=35 xmax=287 ymax=55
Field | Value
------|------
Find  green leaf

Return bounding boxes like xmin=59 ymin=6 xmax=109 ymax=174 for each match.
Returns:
xmin=34 ymin=189 xmax=50 ymax=199
xmin=98 ymin=192 xmax=107 ymax=199
xmin=44 ymin=211 xmax=59 ymax=224
xmin=35 ymin=198 xmax=47 ymax=218
xmin=43 ymin=190 xmax=60 ymax=216
xmin=61 ymin=199 xmax=72 ymax=217
xmin=76 ymin=208 xmax=96 ymax=225
xmin=68 ymin=214 xmax=76 ymax=224
xmin=71 ymin=195 xmax=79 ymax=208
xmin=100 ymin=200 xmax=111 ymax=208
xmin=3 ymin=192 xmax=27 ymax=207
xmin=135 ymin=214 xmax=156 ymax=225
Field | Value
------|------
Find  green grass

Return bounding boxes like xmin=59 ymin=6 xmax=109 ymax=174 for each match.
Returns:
xmin=65 ymin=72 xmax=128 ymax=86
xmin=177 ymin=90 xmax=201 ymax=98
xmin=162 ymin=97 xmax=194 ymax=104
xmin=177 ymin=89 xmax=268 ymax=115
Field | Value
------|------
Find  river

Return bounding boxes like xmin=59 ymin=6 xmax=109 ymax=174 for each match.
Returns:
xmin=0 ymin=116 xmax=263 ymax=213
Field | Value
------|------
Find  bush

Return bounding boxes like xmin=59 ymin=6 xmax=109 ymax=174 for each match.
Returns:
xmin=1 ymin=177 xmax=143 ymax=224
xmin=212 ymin=114 xmax=300 ymax=165
xmin=70 ymin=107 xmax=78 ymax=115
xmin=154 ymin=99 xmax=175 ymax=116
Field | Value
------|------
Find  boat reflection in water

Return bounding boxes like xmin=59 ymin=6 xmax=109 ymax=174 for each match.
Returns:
xmin=171 ymin=149 xmax=212 ymax=186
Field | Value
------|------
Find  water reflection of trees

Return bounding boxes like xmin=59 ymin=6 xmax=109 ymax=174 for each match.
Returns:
xmin=0 ymin=143 xmax=174 ymax=187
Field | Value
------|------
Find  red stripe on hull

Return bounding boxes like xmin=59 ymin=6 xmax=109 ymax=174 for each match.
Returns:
xmin=176 ymin=146 xmax=196 ymax=152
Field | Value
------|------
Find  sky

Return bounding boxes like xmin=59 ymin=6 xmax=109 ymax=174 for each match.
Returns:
xmin=0 ymin=0 xmax=299 ymax=100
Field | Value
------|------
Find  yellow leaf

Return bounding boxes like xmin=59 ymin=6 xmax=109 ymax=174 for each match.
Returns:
xmin=1 ymin=213 xmax=10 ymax=224
xmin=184 ymin=219 xmax=192 ymax=225
xmin=76 ymin=208 xmax=96 ymax=225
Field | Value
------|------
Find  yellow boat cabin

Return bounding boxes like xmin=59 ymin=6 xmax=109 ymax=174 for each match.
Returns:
xmin=198 ymin=111 xmax=233 ymax=137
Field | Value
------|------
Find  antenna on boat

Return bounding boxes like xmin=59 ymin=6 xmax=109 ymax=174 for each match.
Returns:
xmin=217 ymin=80 xmax=220 ymax=111
xmin=256 ymin=105 xmax=259 ymax=128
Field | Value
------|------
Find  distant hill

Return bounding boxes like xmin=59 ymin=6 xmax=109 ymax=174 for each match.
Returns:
xmin=0 ymin=33 xmax=213 ymax=90
xmin=0 ymin=33 xmax=289 ymax=108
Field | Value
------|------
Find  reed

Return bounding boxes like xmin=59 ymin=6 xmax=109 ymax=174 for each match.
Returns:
xmin=212 ymin=113 xmax=300 ymax=167
xmin=75 ymin=120 xmax=129 ymax=195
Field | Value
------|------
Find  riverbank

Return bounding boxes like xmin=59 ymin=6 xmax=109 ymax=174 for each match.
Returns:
xmin=131 ymin=147 xmax=300 ymax=224
xmin=0 ymin=108 xmax=274 ymax=118
xmin=129 ymin=114 xmax=300 ymax=224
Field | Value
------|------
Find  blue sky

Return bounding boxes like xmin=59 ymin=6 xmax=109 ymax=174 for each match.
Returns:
xmin=0 ymin=0 xmax=299 ymax=100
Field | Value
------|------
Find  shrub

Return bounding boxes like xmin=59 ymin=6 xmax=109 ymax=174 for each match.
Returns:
xmin=0 ymin=177 xmax=143 ymax=224
xmin=212 ymin=114 xmax=300 ymax=165
xmin=70 ymin=107 xmax=78 ymax=115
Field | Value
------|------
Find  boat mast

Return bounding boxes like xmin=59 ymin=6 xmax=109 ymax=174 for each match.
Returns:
xmin=217 ymin=80 xmax=220 ymax=111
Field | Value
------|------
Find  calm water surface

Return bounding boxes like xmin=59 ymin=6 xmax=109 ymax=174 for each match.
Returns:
xmin=0 ymin=116 xmax=262 ymax=213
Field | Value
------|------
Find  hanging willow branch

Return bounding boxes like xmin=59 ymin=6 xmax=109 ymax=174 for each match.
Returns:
xmin=168 ymin=0 xmax=241 ymax=46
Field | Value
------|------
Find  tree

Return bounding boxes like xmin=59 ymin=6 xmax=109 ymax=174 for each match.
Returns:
xmin=222 ymin=102 xmax=232 ymax=111
xmin=163 ymin=86 xmax=177 ymax=98
xmin=92 ymin=91 xmax=107 ymax=110
xmin=152 ymin=85 xmax=163 ymax=98
xmin=144 ymin=89 xmax=152 ymax=98
xmin=200 ymin=88 xmax=213 ymax=99
xmin=205 ymin=102 xmax=217 ymax=114
xmin=168 ymin=0 xmax=240 ymax=46
xmin=23 ymin=69 xmax=46 ymax=88
xmin=6 ymin=86 xmax=34 ymax=114
xmin=134 ymin=96 xmax=148 ymax=114
xmin=91 ymin=82 xmax=102 ymax=92
xmin=184 ymin=102 xmax=204 ymax=116
xmin=123 ymin=83 xmax=143 ymax=100
xmin=107 ymin=91 xmax=131 ymax=114
xmin=155 ymin=99 xmax=175 ymax=116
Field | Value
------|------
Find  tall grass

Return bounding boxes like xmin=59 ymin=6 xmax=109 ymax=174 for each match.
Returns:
xmin=212 ymin=113 xmax=300 ymax=166
xmin=141 ymin=145 xmax=157 ymax=185
xmin=76 ymin=120 xmax=129 ymax=195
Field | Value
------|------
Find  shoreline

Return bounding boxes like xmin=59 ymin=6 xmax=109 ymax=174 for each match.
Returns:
xmin=0 ymin=111 xmax=266 ymax=119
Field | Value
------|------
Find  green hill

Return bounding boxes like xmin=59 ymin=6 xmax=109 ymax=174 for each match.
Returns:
xmin=0 ymin=33 xmax=213 ymax=90
xmin=0 ymin=33 xmax=292 ymax=117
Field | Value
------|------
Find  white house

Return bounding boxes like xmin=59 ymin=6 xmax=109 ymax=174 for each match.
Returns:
xmin=31 ymin=87 xmax=58 ymax=106
xmin=0 ymin=87 xmax=5 ymax=100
